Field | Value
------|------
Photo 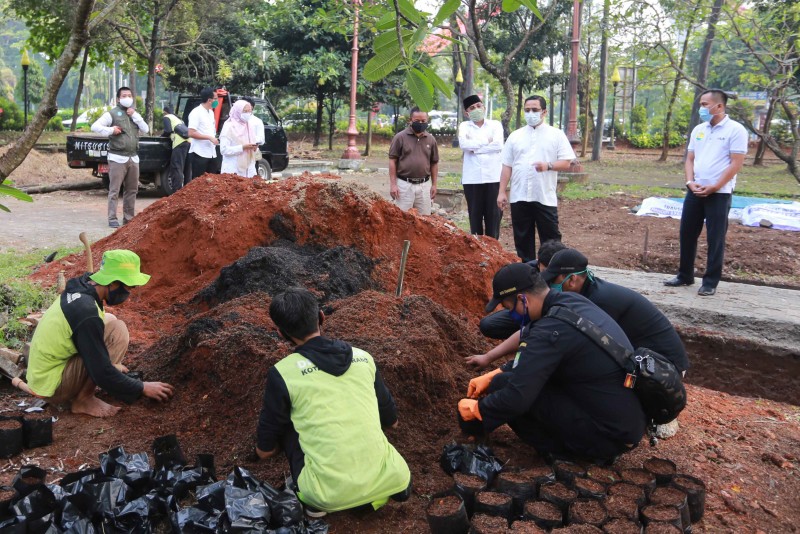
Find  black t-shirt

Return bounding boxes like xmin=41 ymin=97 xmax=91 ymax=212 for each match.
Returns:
xmin=583 ymin=278 xmax=689 ymax=372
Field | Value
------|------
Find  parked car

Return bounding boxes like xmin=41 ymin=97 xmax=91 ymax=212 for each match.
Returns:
xmin=65 ymin=92 xmax=288 ymax=195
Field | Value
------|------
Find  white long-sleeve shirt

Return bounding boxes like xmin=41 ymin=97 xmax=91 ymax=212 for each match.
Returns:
xmin=458 ymin=119 xmax=504 ymax=185
xmin=90 ymin=109 xmax=149 ymax=163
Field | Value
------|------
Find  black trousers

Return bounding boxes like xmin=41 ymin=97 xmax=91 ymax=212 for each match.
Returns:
xmin=169 ymin=142 xmax=190 ymax=190
xmin=479 ymin=310 xmax=519 ymax=340
xmin=510 ymin=201 xmax=561 ymax=263
xmin=463 ymin=183 xmax=502 ymax=239
xmin=487 ymin=373 xmax=633 ymax=462
xmin=677 ymin=191 xmax=732 ymax=288
xmin=189 ymin=153 xmax=214 ymax=182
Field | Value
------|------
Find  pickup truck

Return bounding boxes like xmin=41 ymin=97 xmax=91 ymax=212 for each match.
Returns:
xmin=66 ymin=92 xmax=289 ymax=195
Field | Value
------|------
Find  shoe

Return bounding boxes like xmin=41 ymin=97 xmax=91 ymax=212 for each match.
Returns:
xmin=109 ymin=220 xmax=120 ymax=228
xmin=304 ymin=505 xmax=327 ymax=518
xmin=697 ymin=285 xmax=716 ymax=296
xmin=663 ymin=276 xmax=693 ymax=287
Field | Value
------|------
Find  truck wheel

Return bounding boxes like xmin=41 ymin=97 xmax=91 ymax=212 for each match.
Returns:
xmin=256 ymin=160 xmax=272 ymax=181
xmin=156 ymin=169 xmax=178 ymax=196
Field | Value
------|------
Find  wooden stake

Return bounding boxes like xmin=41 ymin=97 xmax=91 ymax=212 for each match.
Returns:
xmin=396 ymin=240 xmax=411 ymax=297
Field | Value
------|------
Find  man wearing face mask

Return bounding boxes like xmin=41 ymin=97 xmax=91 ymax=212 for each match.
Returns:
xmin=23 ymin=250 xmax=174 ymax=418
xmin=91 ymin=87 xmax=149 ymax=228
xmin=388 ymin=107 xmax=439 ymax=215
xmin=665 ymin=89 xmax=748 ymax=296
xmin=497 ymin=96 xmax=576 ymax=262
xmin=458 ymin=95 xmax=505 ymax=238
xmin=187 ymin=87 xmax=221 ymax=182
xmin=458 ymin=263 xmax=645 ymax=464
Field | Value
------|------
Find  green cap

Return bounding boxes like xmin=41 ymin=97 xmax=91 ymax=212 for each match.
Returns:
xmin=89 ymin=250 xmax=151 ymax=287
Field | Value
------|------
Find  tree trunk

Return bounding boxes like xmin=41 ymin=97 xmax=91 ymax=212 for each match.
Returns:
xmin=660 ymin=10 xmax=695 ymax=162
xmin=313 ymin=90 xmax=324 ymax=147
xmin=363 ymin=110 xmax=372 ymax=156
xmin=70 ymin=47 xmax=90 ymax=132
xmin=327 ymin=96 xmax=336 ymax=151
xmin=684 ymin=0 xmax=724 ymax=161
xmin=753 ymin=99 xmax=777 ymax=165
xmin=581 ymin=85 xmax=592 ymax=158
xmin=549 ymin=55 xmax=555 ymax=126
xmin=591 ymin=0 xmax=610 ymax=161
xmin=0 ymin=0 xmax=122 ymax=181
xmin=515 ymin=82 xmax=524 ymax=130
xmin=145 ymin=20 xmax=162 ymax=131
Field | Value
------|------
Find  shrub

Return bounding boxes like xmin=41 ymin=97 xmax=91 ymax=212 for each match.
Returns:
xmin=45 ymin=116 xmax=64 ymax=131
xmin=0 ymin=97 xmax=24 ymax=130
xmin=627 ymin=131 xmax=684 ymax=149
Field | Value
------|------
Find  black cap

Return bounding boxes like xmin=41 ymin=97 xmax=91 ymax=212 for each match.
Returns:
xmin=485 ymin=263 xmax=537 ymax=312
xmin=463 ymin=94 xmax=482 ymax=109
xmin=541 ymin=249 xmax=589 ymax=283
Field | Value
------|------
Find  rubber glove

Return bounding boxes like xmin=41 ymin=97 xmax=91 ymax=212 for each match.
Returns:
xmin=467 ymin=368 xmax=503 ymax=398
xmin=458 ymin=399 xmax=482 ymax=421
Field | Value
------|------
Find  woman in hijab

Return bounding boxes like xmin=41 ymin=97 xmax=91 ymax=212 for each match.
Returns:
xmin=220 ymin=99 xmax=261 ymax=177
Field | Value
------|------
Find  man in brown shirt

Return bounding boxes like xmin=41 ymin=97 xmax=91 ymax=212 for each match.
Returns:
xmin=388 ymin=108 xmax=439 ymax=215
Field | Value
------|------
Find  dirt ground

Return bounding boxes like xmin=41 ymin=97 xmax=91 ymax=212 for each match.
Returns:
xmin=1 ymin=174 xmax=798 ymax=533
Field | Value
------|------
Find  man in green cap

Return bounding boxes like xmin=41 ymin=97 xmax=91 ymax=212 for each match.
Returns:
xmin=24 ymin=250 xmax=174 ymax=417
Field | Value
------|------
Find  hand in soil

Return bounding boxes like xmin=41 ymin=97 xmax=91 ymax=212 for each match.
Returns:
xmin=464 ymin=353 xmax=492 ymax=369
xmin=71 ymin=394 xmax=121 ymax=417
xmin=114 ymin=363 xmax=130 ymax=373
xmin=142 ymin=381 xmax=175 ymax=402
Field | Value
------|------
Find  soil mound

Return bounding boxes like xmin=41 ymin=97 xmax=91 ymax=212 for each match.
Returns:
xmin=197 ymin=240 xmax=378 ymax=306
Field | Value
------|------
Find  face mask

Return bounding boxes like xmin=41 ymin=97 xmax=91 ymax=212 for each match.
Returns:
xmin=211 ymin=100 xmax=219 ymax=109
xmin=240 ymin=112 xmax=252 ymax=122
xmin=119 ymin=97 xmax=133 ymax=108
xmin=698 ymin=107 xmax=712 ymax=122
xmin=107 ymin=285 xmax=130 ymax=306
xmin=525 ymin=111 xmax=542 ymax=127
xmin=468 ymin=108 xmax=485 ymax=122
xmin=549 ymin=271 xmax=587 ymax=292
xmin=411 ymin=121 xmax=428 ymax=133
xmin=507 ymin=295 xmax=531 ymax=327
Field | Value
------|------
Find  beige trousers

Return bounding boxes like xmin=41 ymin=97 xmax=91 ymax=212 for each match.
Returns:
xmin=395 ymin=179 xmax=432 ymax=215
xmin=47 ymin=319 xmax=129 ymax=403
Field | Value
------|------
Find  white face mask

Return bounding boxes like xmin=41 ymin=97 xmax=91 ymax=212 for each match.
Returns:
xmin=240 ymin=112 xmax=253 ymax=122
xmin=119 ymin=97 xmax=134 ymax=108
xmin=525 ymin=111 xmax=542 ymax=127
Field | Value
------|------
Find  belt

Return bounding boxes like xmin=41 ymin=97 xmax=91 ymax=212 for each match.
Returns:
xmin=398 ymin=176 xmax=430 ymax=184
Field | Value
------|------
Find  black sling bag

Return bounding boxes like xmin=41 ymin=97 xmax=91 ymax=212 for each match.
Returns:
xmin=546 ymin=306 xmax=687 ymax=426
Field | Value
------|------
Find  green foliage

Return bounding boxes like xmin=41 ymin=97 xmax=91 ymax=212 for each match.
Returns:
xmin=630 ymin=104 xmax=647 ymax=135
xmin=627 ymin=131 xmax=684 ymax=149
xmin=45 ymin=115 xmax=63 ymax=131
xmin=14 ymin=54 xmax=46 ymax=105
xmin=0 ymin=179 xmax=33 ymax=213
xmin=0 ymin=96 xmax=24 ymax=130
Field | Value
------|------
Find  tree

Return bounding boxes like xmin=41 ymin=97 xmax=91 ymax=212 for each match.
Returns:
xmin=14 ymin=53 xmax=45 ymax=105
xmin=0 ymin=0 xmax=123 ymax=183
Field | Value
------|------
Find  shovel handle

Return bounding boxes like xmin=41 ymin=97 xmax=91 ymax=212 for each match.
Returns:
xmin=79 ymin=232 xmax=93 ymax=272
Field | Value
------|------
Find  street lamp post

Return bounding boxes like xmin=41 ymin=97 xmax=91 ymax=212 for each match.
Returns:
xmin=608 ymin=67 xmax=621 ymax=150
xmin=452 ymin=66 xmax=463 ymax=148
xmin=340 ymin=0 xmax=361 ymax=162
xmin=21 ymin=50 xmax=30 ymax=128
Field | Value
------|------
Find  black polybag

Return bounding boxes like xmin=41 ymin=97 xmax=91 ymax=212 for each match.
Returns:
xmin=439 ymin=443 xmax=504 ymax=484
xmin=84 ymin=477 xmax=130 ymax=518
xmin=152 ymin=435 xmax=187 ymax=471
xmin=172 ymin=506 xmax=219 ymax=533
xmin=196 ymin=481 xmax=227 ymax=513
xmin=225 ymin=485 xmax=271 ymax=527
xmin=266 ymin=489 xmax=304 ymax=528
xmin=113 ymin=495 xmax=153 ymax=533
xmin=0 ymin=516 xmax=26 ymax=534
xmin=61 ymin=517 xmax=96 ymax=534
xmin=59 ymin=469 xmax=101 ymax=495
xmin=60 ymin=493 xmax=94 ymax=531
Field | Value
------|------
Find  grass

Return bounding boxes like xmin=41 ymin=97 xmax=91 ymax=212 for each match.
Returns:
xmin=0 ymin=131 xmax=69 ymax=146
xmin=0 ymin=246 xmax=80 ymax=349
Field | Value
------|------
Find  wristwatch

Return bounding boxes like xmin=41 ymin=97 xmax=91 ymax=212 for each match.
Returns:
xmin=547 ymin=162 xmax=553 ymax=171
xmin=685 ymin=180 xmax=693 ymax=187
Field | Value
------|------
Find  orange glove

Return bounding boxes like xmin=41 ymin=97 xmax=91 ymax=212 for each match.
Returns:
xmin=458 ymin=399 xmax=482 ymax=421
xmin=467 ymin=368 xmax=503 ymax=399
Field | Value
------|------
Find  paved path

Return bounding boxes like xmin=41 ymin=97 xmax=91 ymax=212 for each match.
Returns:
xmin=594 ymin=266 xmax=800 ymax=356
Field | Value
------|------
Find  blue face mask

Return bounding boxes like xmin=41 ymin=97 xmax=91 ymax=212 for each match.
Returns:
xmin=699 ymin=107 xmax=713 ymax=122
xmin=507 ymin=295 xmax=531 ymax=327
xmin=549 ymin=270 xmax=588 ymax=292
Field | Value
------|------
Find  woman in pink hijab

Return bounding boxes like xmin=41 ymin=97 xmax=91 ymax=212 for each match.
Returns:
xmin=220 ymin=99 xmax=261 ymax=177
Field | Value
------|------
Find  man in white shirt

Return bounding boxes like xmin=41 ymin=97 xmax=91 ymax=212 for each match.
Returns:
xmin=664 ymin=89 xmax=748 ymax=296
xmin=187 ymin=87 xmax=220 ymax=182
xmin=458 ymin=94 xmax=504 ymax=238
xmin=497 ymin=96 xmax=576 ymax=262
xmin=91 ymin=87 xmax=149 ymax=228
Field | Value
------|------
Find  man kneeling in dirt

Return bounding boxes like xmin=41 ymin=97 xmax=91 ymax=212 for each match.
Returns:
xmin=23 ymin=250 xmax=174 ymax=417
xmin=255 ymin=287 xmax=411 ymax=517
xmin=458 ymin=263 xmax=646 ymax=464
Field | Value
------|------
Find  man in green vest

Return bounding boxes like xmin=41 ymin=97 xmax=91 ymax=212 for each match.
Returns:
xmin=255 ymin=288 xmax=411 ymax=517
xmin=162 ymin=105 xmax=190 ymax=191
xmin=24 ymin=250 xmax=174 ymax=418
xmin=91 ymin=87 xmax=149 ymax=228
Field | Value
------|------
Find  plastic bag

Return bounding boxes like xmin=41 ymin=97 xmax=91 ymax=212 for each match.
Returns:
xmin=439 ymin=443 xmax=504 ymax=484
